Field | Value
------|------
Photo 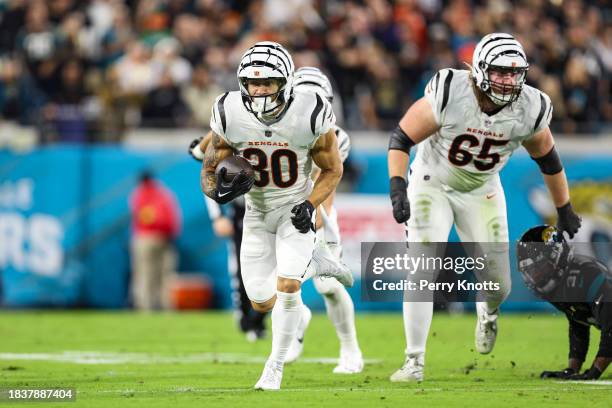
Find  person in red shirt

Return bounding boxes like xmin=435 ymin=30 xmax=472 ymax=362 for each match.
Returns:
xmin=129 ymin=170 xmax=182 ymax=311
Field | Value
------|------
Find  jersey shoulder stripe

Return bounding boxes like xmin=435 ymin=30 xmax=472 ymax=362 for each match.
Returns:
xmin=434 ymin=71 xmax=440 ymax=94
xmin=424 ymin=68 xmax=464 ymax=125
xmin=217 ymin=92 xmax=229 ymax=133
xmin=440 ymin=69 xmax=454 ymax=112
xmin=534 ymin=92 xmax=547 ymax=131
xmin=520 ymin=85 xmax=553 ymax=134
xmin=310 ymin=93 xmax=325 ymax=134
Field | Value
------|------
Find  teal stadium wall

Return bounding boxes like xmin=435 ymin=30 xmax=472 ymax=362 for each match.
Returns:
xmin=0 ymin=145 xmax=610 ymax=310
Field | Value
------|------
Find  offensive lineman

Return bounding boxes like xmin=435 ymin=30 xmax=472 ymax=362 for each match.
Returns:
xmin=283 ymin=67 xmax=363 ymax=373
xmin=387 ymin=33 xmax=582 ymax=381
xmin=195 ymin=42 xmax=352 ymax=390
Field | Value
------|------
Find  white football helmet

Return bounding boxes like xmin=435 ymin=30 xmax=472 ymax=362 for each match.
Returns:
xmin=237 ymin=41 xmax=294 ymax=119
xmin=472 ymin=33 xmax=529 ymax=106
xmin=293 ymin=67 xmax=334 ymax=102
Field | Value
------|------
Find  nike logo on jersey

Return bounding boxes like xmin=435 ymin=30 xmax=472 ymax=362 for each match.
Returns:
xmin=486 ymin=193 xmax=496 ymax=199
xmin=218 ymin=191 xmax=232 ymax=198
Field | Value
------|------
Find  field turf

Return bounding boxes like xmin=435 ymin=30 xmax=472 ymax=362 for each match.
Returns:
xmin=0 ymin=311 xmax=609 ymax=407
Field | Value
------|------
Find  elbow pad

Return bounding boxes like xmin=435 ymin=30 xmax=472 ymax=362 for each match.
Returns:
xmin=389 ymin=126 xmax=416 ymax=154
xmin=531 ymin=146 xmax=563 ymax=175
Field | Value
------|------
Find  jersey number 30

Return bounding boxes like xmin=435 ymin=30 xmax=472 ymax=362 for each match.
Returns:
xmin=243 ymin=148 xmax=298 ymax=188
xmin=448 ymin=134 xmax=509 ymax=171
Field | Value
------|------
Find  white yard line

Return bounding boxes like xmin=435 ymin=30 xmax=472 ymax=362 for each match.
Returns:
xmin=0 ymin=351 xmax=381 ymax=365
xmin=86 ymin=384 xmax=611 ymax=395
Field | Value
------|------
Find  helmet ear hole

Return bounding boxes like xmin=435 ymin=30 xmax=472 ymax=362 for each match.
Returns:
xmin=479 ymin=61 xmax=486 ymax=69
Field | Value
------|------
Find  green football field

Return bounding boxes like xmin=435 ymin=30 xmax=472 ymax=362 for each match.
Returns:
xmin=0 ymin=311 xmax=609 ymax=407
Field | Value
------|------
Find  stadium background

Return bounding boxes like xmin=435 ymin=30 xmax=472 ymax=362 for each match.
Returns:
xmin=0 ymin=0 xmax=610 ymax=312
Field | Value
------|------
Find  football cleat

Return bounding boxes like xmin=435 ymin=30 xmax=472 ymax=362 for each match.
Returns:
xmin=285 ymin=306 xmax=311 ymax=364
xmin=333 ymin=349 xmax=364 ymax=374
xmin=311 ymin=241 xmax=354 ymax=287
xmin=254 ymin=359 xmax=283 ymax=391
xmin=475 ymin=302 xmax=498 ymax=354
xmin=390 ymin=353 xmax=424 ymax=382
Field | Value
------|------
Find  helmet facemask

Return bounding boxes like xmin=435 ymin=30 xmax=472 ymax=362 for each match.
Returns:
xmin=518 ymin=244 xmax=568 ymax=295
xmin=239 ymin=77 xmax=289 ymax=119
xmin=517 ymin=225 xmax=572 ymax=296
xmin=480 ymin=63 xmax=528 ymax=106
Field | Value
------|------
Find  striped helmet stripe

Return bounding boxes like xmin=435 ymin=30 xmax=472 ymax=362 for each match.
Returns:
xmin=242 ymin=43 xmax=293 ymax=75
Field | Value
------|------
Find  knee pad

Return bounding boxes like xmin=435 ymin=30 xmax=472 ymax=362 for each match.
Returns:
xmin=486 ymin=216 xmax=509 ymax=243
xmin=244 ymin=276 xmax=276 ymax=304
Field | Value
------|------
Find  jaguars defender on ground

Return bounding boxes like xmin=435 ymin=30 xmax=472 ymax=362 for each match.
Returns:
xmin=283 ymin=67 xmax=363 ymax=374
xmin=387 ymin=33 xmax=582 ymax=382
xmin=518 ymin=225 xmax=611 ymax=380
xmin=192 ymin=42 xmax=351 ymax=390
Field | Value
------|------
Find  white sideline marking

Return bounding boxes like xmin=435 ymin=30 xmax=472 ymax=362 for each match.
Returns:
xmin=0 ymin=351 xmax=381 ymax=365
xmin=87 ymin=385 xmax=611 ymax=395
xmin=555 ymin=380 xmax=612 ymax=386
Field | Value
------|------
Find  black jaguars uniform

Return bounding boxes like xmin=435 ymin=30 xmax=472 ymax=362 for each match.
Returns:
xmin=206 ymin=196 xmax=266 ymax=337
xmin=547 ymin=254 xmax=612 ymax=362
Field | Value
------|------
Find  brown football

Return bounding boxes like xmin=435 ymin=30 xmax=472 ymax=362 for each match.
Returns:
xmin=215 ymin=155 xmax=254 ymax=183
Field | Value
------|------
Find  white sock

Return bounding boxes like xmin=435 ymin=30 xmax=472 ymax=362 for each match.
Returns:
xmin=321 ymin=206 xmax=341 ymax=245
xmin=295 ymin=304 xmax=311 ymax=340
xmin=403 ymin=301 xmax=433 ymax=357
xmin=324 ymin=287 xmax=360 ymax=354
xmin=478 ymin=301 xmax=499 ymax=318
xmin=270 ymin=290 xmax=302 ymax=364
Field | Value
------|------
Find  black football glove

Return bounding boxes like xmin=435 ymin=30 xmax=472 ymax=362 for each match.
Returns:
xmin=556 ymin=202 xmax=582 ymax=239
xmin=189 ymin=136 xmax=204 ymax=161
xmin=566 ymin=366 xmax=602 ymax=381
xmin=390 ymin=176 xmax=410 ymax=223
xmin=540 ymin=368 xmax=576 ymax=379
xmin=214 ymin=168 xmax=253 ymax=204
xmin=291 ymin=200 xmax=315 ymax=233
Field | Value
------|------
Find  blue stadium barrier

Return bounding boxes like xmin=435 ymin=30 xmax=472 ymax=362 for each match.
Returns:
xmin=0 ymin=145 xmax=610 ymax=311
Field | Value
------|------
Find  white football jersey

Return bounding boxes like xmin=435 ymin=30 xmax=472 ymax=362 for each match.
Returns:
xmin=417 ymin=68 xmax=553 ymax=192
xmin=210 ymin=89 xmax=335 ymax=211
xmin=335 ymin=125 xmax=351 ymax=163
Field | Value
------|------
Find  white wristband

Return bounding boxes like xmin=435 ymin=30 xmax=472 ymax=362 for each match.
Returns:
xmin=191 ymin=145 xmax=205 ymax=160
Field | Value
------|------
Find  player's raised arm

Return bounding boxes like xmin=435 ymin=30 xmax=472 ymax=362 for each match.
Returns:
xmin=309 ymin=129 xmax=343 ymax=208
xmin=200 ymin=132 xmax=240 ymax=202
xmin=387 ymin=96 xmax=439 ymax=223
xmin=522 ymin=127 xmax=582 ymax=238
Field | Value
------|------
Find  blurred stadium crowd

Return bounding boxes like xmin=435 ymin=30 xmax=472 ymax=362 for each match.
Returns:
xmin=0 ymin=0 xmax=609 ymax=143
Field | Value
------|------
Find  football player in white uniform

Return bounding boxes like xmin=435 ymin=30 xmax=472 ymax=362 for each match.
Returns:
xmin=191 ymin=42 xmax=352 ymax=390
xmin=387 ymin=33 xmax=582 ymax=382
xmin=282 ymin=67 xmax=364 ymax=374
